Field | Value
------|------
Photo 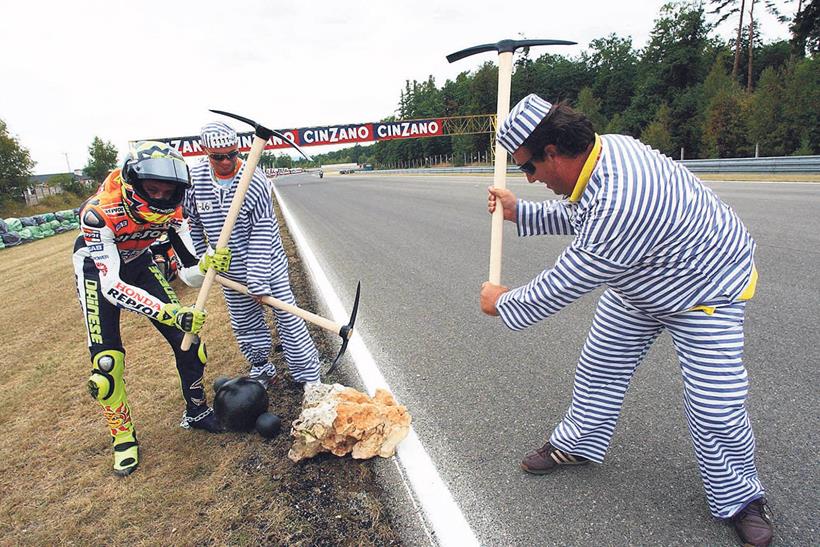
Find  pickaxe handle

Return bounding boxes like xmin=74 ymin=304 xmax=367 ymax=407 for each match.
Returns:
xmin=446 ymin=38 xmax=575 ymax=285
xmin=180 ymin=134 xmax=268 ymax=350
xmin=489 ymin=51 xmax=513 ymax=285
xmin=213 ymin=275 xmax=346 ymax=336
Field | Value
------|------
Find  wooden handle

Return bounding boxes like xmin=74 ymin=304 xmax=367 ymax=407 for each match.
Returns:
xmin=180 ymin=135 xmax=268 ymax=350
xmin=489 ymin=51 xmax=513 ymax=285
xmin=214 ymin=275 xmax=343 ymax=335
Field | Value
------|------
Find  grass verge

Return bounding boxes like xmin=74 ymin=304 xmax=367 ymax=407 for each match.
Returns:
xmin=0 ymin=192 xmax=87 ymax=218
xmin=0 ymin=201 xmax=403 ymax=545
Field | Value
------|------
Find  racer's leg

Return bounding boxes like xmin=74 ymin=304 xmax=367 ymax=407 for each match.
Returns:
xmin=73 ymin=252 xmax=138 ymax=476
xmin=125 ymin=256 xmax=218 ymax=431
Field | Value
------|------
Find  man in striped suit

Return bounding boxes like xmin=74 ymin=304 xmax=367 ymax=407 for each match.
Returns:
xmin=186 ymin=122 xmax=321 ymax=389
xmin=480 ymin=94 xmax=772 ymax=546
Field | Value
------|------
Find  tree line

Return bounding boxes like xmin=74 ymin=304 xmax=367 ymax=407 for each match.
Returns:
xmin=302 ymin=1 xmax=818 ymax=168
xmin=1 ymin=1 xmax=817 ymax=203
xmin=0 ymin=123 xmax=117 ymax=206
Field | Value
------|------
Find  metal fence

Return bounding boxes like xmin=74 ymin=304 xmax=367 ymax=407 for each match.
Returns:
xmin=681 ymin=156 xmax=820 ymax=173
xmin=356 ymin=155 xmax=820 ymax=176
xmin=23 ymin=185 xmax=63 ymax=206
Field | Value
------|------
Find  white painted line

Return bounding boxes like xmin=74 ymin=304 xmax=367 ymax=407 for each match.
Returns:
xmin=273 ymin=184 xmax=480 ymax=547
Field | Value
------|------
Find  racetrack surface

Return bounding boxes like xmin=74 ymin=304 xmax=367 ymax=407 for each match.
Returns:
xmin=275 ymin=172 xmax=819 ymax=546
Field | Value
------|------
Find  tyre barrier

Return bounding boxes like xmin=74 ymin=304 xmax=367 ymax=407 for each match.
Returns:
xmin=1 ymin=208 xmax=80 ymax=249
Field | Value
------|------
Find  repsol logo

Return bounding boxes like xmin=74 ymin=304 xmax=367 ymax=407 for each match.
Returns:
xmin=114 ymin=229 xmax=165 ymax=242
xmin=84 ymin=279 xmax=103 ymax=344
xmin=83 ymin=229 xmax=101 ymax=242
xmin=108 ymin=282 xmax=162 ymax=312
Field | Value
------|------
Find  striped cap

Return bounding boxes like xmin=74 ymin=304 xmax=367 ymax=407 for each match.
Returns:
xmin=497 ymin=94 xmax=553 ymax=154
xmin=200 ymin=121 xmax=238 ymax=149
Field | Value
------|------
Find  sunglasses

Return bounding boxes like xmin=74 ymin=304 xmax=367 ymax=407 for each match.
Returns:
xmin=517 ymin=159 xmax=537 ymax=176
xmin=209 ymin=150 xmax=239 ymax=161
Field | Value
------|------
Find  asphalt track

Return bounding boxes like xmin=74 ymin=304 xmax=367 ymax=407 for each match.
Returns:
xmin=275 ymin=172 xmax=819 ymax=546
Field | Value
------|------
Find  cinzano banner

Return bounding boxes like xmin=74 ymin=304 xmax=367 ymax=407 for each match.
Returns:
xmin=140 ymin=118 xmax=445 ymax=157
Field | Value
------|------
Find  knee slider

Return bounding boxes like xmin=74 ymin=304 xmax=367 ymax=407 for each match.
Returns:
xmin=88 ymin=349 xmax=125 ymax=402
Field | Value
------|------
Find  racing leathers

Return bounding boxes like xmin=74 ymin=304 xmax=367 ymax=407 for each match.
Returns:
xmin=72 ymin=169 xmax=215 ymax=475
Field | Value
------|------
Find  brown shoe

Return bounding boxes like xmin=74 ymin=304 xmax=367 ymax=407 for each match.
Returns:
xmin=520 ymin=441 xmax=590 ymax=475
xmin=729 ymin=498 xmax=773 ymax=547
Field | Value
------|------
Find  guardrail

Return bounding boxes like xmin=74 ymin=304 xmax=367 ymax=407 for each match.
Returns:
xmin=355 ymin=155 xmax=820 ymax=176
xmin=680 ymin=156 xmax=820 ymax=173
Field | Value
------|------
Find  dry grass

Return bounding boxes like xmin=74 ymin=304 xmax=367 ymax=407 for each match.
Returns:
xmin=0 ymin=205 xmax=402 ymax=545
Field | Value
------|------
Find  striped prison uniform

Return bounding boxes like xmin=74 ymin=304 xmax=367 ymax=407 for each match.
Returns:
xmin=496 ymin=134 xmax=763 ymax=518
xmin=185 ymin=160 xmax=320 ymax=383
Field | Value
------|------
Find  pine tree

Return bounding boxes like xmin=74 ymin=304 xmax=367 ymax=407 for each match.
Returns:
xmin=640 ymin=104 xmax=675 ymax=158
xmin=748 ymin=66 xmax=787 ymax=155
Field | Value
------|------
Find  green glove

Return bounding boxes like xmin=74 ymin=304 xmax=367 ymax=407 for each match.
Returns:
xmin=157 ymin=303 xmax=207 ymax=334
xmin=199 ymin=246 xmax=232 ymax=275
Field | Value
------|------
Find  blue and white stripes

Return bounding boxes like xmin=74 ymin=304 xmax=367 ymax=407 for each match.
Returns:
xmin=497 ymin=94 xmax=553 ymax=154
xmin=497 ymin=134 xmax=757 ymax=329
xmin=185 ymin=160 xmax=320 ymax=382
xmin=200 ymin=122 xmax=238 ymax=149
xmin=499 ymin=134 xmax=763 ymax=518
xmin=548 ymin=291 xmax=762 ymax=517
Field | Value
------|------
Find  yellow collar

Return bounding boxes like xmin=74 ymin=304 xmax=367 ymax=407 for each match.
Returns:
xmin=568 ymin=134 xmax=601 ymax=203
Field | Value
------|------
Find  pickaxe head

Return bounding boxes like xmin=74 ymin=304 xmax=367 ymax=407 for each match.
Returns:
xmin=209 ymin=109 xmax=313 ymax=162
xmin=446 ymin=38 xmax=576 ymax=63
xmin=326 ymin=281 xmax=361 ymax=374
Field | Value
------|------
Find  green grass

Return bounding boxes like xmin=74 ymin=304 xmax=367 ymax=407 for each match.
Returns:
xmin=0 ymin=192 xmax=87 ymax=218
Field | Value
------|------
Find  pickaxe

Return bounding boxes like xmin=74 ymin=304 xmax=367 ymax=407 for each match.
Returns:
xmin=213 ymin=275 xmax=360 ymax=374
xmin=181 ymin=109 xmax=313 ymax=351
xmin=446 ymin=38 xmax=575 ymax=284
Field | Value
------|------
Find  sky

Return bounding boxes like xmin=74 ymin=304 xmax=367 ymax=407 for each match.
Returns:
xmin=0 ymin=0 xmax=796 ymax=174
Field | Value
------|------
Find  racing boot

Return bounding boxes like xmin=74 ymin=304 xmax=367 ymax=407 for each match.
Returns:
xmin=175 ymin=341 xmax=221 ymax=432
xmin=111 ymin=430 xmax=139 ymax=477
xmin=180 ymin=405 xmax=222 ymax=433
xmin=88 ymin=349 xmax=139 ymax=476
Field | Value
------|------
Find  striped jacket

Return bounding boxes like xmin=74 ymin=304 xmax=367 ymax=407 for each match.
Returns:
xmin=185 ymin=160 xmax=282 ymax=296
xmin=496 ymin=134 xmax=757 ymax=331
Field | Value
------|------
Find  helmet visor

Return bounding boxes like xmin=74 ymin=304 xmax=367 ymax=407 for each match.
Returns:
xmin=131 ymin=157 xmax=190 ymax=187
xmin=131 ymin=179 xmax=187 ymax=211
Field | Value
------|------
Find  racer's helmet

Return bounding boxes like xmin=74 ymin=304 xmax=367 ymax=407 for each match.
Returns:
xmin=121 ymin=141 xmax=190 ymax=223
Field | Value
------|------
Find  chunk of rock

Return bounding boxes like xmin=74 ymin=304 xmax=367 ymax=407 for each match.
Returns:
xmin=288 ymin=383 xmax=411 ymax=462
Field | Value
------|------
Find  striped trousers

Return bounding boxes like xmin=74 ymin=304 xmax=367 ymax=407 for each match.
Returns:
xmin=221 ymin=276 xmax=320 ymax=383
xmin=550 ymin=289 xmax=764 ymax=518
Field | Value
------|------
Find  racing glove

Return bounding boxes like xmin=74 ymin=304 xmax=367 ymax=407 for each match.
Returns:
xmin=198 ymin=246 xmax=232 ymax=275
xmin=157 ymin=303 xmax=207 ymax=334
